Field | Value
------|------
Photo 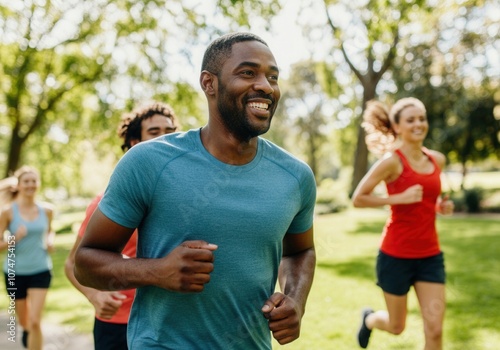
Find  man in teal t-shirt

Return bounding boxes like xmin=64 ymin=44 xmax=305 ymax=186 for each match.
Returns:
xmin=75 ymin=32 xmax=316 ymax=349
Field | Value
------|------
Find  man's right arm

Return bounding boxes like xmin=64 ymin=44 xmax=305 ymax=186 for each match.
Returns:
xmin=65 ymin=234 xmax=125 ymax=319
xmin=74 ymin=208 xmax=218 ymax=292
xmin=74 ymin=208 xmax=142 ymax=290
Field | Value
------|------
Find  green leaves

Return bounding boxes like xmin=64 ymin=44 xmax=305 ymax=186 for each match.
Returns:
xmin=0 ymin=0 xmax=283 ymax=194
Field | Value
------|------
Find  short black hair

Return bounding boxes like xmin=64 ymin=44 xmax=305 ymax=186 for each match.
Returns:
xmin=201 ymin=32 xmax=268 ymax=75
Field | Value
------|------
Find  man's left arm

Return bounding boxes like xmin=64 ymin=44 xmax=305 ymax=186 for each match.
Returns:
xmin=262 ymin=227 xmax=316 ymax=345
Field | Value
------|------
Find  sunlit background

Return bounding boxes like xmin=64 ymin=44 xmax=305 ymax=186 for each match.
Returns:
xmin=1 ymin=0 xmax=499 ymax=207
xmin=1 ymin=1 xmax=500 ymax=349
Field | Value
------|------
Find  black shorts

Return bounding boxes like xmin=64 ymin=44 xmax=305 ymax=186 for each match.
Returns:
xmin=376 ymin=251 xmax=445 ymax=296
xmin=94 ymin=318 xmax=128 ymax=350
xmin=4 ymin=270 xmax=52 ymax=299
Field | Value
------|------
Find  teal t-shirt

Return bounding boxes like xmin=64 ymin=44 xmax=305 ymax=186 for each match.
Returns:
xmin=3 ymin=203 xmax=52 ymax=275
xmin=99 ymin=129 xmax=316 ymax=349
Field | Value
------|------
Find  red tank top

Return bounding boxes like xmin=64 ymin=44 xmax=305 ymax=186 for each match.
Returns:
xmin=380 ymin=148 xmax=442 ymax=258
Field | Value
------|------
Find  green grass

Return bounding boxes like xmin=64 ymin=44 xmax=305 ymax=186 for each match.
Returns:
xmin=273 ymin=209 xmax=500 ymax=350
xmin=1 ymin=208 xmax=499 ymax=349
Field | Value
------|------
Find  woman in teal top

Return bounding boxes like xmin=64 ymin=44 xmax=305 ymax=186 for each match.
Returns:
xmin=0 ymin=166 xmax=55 ymax=350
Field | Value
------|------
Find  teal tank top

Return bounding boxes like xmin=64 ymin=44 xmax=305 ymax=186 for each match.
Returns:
xmin=3 ymin=203 xmax=52 ymax=275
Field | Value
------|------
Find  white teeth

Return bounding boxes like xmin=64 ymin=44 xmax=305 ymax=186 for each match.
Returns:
xmin=248 ymin=102 xmax=268 ymax=110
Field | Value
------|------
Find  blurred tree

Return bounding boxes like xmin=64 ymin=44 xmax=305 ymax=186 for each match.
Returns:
xmin=389 ymin=1 xmax=500 ymax=189
xmin=320 ymin=0 xmax=417 ymax=196
xmin=295 ymin=0 xmax=498 ymax=196
xmin=271 ymin=60 xmax=337 ymax=182
xmin=0 ymin=0 xmax=280 ymax=194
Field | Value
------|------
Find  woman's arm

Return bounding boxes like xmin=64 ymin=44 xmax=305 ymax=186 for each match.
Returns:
xmin=44 ymin=203 xmax=56 ymax=253
xmin=429 ymin=150 xmax=454 ymax=215
xmin=352 ymin=154 xmax=423 ymax=208
xmin=0 ymin=207 xmax=10 ymax=251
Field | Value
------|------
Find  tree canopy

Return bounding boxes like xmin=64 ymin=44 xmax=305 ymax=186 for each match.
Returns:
xmin=0 ymin=0 xmax=498 ymax=198
xmin=297 ymin=0 xmax=499 ymax=193
xmin=0 ymin=0 xmax=280 ymax=194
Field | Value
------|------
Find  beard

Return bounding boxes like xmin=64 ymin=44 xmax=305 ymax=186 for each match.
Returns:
xmin=217 ymin=83 xmax=274 ymax=141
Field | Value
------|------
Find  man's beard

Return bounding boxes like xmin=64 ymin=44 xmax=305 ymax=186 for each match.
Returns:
xmin=217 ymin=85 xmax=273 ymax=141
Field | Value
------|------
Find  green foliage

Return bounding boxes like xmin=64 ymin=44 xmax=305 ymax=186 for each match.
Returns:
xmin=1 ymin=0 xmax=498 ymax=199
xmin=216 ymin=0 xmax=281 ymax=29
xmin=273 ymin=60 xmax=335 ymax=181
xmin=463 ymin=188 xmax=484 ymax=213
xmin=313 ymin=0 xmax=500 ymax=194
xmin=0 ymin=0 xmax=281 ymax=195
xmin=389 ymin=1 xmax=500 ymax=168
xmin=315 ymin=177 xmax=350 ymax=214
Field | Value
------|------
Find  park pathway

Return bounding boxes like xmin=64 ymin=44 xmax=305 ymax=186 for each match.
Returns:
xmin=0 ymin=311 xmax=93 ymax=350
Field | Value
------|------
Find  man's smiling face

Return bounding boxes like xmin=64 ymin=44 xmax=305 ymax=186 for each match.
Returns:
xmin=215 ymin=40 xmax=280 ymax=141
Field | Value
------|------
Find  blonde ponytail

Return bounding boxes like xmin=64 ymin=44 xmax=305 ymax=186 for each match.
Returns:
xmin=362 ymin=100 xmax=397 ymax=156
xmin=0 ymin=176 xmax=17 ymax=208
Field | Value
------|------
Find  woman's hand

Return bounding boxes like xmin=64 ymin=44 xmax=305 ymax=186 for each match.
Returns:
xmin=437 ymin=195 xmax=454 ymax=215
xmin=15 ymin=225 xmax=27 ymax=241
xmin=396 ymin=184 xmax=424 ymax=204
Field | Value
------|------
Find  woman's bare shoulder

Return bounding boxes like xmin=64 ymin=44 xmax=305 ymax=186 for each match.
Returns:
xmin=39 ymin=201 xmax=55 ymax=215
xmin=0 ymin=203 xmax=13 ymax=220
xmin=379 ymin=151 xmax=402 ymax=169
xmin=426 ymin=149 xmax=446 ymax=169
xmin=374 ymin=151 xmax=404 ymax=182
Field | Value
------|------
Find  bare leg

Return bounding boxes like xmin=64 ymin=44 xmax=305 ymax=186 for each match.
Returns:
xmin=366 ymin=292 xmax=408 ymax=335
xmin=26 ymin=288 xmax=48 ymax=350
xmin=15 ymin=298 xmax=29 ymax=331
xmin=414 ymin=282 xmax=445 ymax=350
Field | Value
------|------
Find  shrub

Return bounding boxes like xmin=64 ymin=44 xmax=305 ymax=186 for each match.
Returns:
xmin=463 ymin=187 xmax=484 ymax=213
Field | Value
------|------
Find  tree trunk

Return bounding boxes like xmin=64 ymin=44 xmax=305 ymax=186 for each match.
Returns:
xmin=308 ymin=131 xmax=319 ymax=183
xmin=349 ymin=82 xmax=377 ymax=196
xmin=5 ymin=135 xmax=22 ymax=177
xmin=461 ymin=161 xmax=467 ymax=190
xmin=349 ymin=125 xmax=368 ymax=197
xmin=5 ymin=126 xmax=24 ymax=178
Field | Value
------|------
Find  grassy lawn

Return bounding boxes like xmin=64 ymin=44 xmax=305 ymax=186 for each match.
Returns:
xmin=1 ymin=208 xmax=499 ymax=349
xmin=274 ymin=209 xmax=500 ymax=350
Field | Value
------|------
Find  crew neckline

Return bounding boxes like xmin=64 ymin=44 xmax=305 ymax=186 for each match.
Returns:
xmin=193 ymin=128 xmax=263 ymax=173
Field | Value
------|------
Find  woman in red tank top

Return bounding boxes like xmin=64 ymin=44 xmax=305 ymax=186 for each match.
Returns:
xmin=351 ymin=97 xmax=454 ymax=349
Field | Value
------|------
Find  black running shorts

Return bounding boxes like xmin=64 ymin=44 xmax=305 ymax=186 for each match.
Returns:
xmin=376 ymin=250 xmax=445 ymax=296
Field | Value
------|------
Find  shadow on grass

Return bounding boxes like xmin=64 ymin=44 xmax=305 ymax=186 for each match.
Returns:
xmin=317 ymin=256 xmax=375 ymax=281
xmin=438 ymin=218 xmax=500 ymax=346
xmin=346 ymin=220 xmax=386 ymax=235
xmin=318 ymin=215 xmax=500 ymax=348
